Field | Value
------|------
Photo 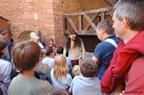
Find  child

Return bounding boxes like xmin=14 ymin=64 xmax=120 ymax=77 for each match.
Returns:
xmin=50 ymin=89 xmax=69 ymax=95
xmin=0 ymin=40 xmax=12 ymax=95
xmin=41 ymin=46 xmax=54 ymax=69
xmin=8 ymin=41 xmax=53 ymax=95
xmin=72 ymin=65 xmax=81 ymax=77
xmin=50 ymin=54 xmax=72 ymax=90
xmin=34 ymin=63 xmax=51 ymax=82
xmin=69 ymin=58 xmax=101 ymax=95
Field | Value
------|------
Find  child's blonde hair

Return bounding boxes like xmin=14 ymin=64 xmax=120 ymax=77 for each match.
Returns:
xmin=72 ymin=65 xmax=81 ymax=77
xmin=54 ymin=54 xmax=68 ymax=80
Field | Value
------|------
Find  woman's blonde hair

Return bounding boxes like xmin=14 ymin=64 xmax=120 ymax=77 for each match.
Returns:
xmin=54 ymin=54 xmax=68 ymax=80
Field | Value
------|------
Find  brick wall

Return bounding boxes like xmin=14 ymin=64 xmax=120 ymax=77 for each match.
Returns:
xmin=0 ymin=0 xmax=109 ymax=45
xmin=0 ymin=0 xmax=64 ymax=45
xmin=63 ymin=0 xmax=109 ymax=13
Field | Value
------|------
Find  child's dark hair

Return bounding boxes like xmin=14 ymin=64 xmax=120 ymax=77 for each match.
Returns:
xmin=56 ymin=46 xmax=63 ymax=54
xmin=0 ymin=40 xmax=7 ymax=58
xmin=12 ymin=41 xmax=41 ymax=73
xmin=45 ymin=46 xmax=53 ymax=56
xmin=80 ymin=58 xmax=98 ymax=77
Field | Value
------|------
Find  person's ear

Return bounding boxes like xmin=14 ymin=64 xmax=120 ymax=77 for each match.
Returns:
xmin=122 ymin=17 xmax=130 ymax=28
xmin=100 ymin=29 xmax=105 ymax=35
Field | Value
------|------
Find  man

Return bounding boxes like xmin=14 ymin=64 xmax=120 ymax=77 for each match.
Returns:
xmin=63 ymin=31 xmax=85 ymax=67
xmin=92 ymin=20 xmax=120 ymax=80
xmin=101 ymin=0 xmax=144 ymax=94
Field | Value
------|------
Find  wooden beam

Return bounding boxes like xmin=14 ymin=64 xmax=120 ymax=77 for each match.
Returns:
xmin=78 ymin=32 xmax=97 ymax=36
xmin=104 ymin=0 xmax=117 ymax=6
xmin=84 ymin=14 xmax=97 ymax=32
xmin=67 ymin=16 xmax=79 ymax=33
xmin=64 ymin=16 xmax=67 ymax=30
xmin=83 ymin=13 xmax=99 ymax=32
xmin=101 ymin=12 xmax=105 ymax=21
xmin=65 ymin=7 xmax=112 ymax=16
xmin=79 ymin=15 xmax=83 ymax=33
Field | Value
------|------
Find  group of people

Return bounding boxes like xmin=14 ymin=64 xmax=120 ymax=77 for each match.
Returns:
xmin=0 ymin=0 xmax=144 ymax=95
xmin=94 ymin=0 xmax=144 ymax=94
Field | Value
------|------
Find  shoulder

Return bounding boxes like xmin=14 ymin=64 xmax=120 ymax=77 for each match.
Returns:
xmin=67 ymin=73 xmax=72 ymax=78
xmin=109 ymin=35 xmax=121 ymax=44
xmin=0 ymin=59 xmax=11 ymax=64
xmin=0 ymin=59 xmax=12 ymax=69
xmin=72 ymin=76 xmax=82 ymax=82
xmin=94 ymin=41 xmax=111 ymax=51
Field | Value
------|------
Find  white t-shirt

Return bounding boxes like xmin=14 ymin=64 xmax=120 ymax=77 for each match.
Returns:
xmin=41 ymin=57 xmax=54 ymax=69
xmin=69 ymin=75 xmax=101 ymax=95
xmin=0 ymin=59 xmax=12 ymax=95
xmin=8 ymin=74 xmax=53 ymax=95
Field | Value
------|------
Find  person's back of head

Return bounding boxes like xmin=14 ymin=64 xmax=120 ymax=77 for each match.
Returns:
xmin=113 ymin=0 xmax=144 ymax=31
xmin=96 ymin=20 xmax=114 ymax=35
xmin=80 ymin=58 xmax=98 ymax=77
xmin=56 ymin=46 xmax=63 ymax=54
xmin=0 ymin=39 xmax=7 ymax=58
xmin=45 ymin=46 xmax=53 ymax=56
xmin=12 ymin=41 xmax=41 ymax=73
xmin=72 ymin=65 xmax=81 ymax=77
xmin=35 ymin=63 xmax=51 ymax=81
xmin=54 ymin=54 xmax=68 ymax=80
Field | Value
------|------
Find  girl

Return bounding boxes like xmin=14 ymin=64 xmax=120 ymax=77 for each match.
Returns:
xmin=50 ymin=54 xmax=72 ymax=90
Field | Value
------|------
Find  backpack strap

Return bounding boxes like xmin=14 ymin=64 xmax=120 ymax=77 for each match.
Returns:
xmin=104 ymin=38 xmax=118 ymax=48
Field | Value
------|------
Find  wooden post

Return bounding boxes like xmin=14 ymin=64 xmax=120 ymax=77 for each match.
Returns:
xmin=67 ymin=16 xmax=79 ymax=33
xmin=79 ymin=15 xmax=83 ymax=33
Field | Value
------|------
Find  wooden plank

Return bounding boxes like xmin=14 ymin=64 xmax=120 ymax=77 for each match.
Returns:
xmin=78 ymin=32 xmax=97 ymax=36
xmin=101 ymin=12 xmax=105 ymax=21
xmin=67 ymin=16 xmax=79 ymax=33
xmin=64 ymin=16 xmax=67 ymax=30
xmin=104 ymin=0 xmax=117 ymax=6
xmin=63 ymin=16 xmax=68 ymax=36
xmin=84 ymin=14 xmax=97 ymax=32
xmin=83 ymin=13 xmax=99 ymax=32
xmin=79 ymin=15 xmax=83 ymax=32
xmin=65 ymin=7 xmax=112 ymax=16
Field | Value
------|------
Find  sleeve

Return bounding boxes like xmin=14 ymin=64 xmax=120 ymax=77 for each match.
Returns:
xmin=93 ymin=43 xmax=104 ymax=60
xmin=81 ymin=41 xmax=86 ymax=59
xmin=63 ymin=74 xmax=72 ymax=87
xmin=3 ymin=62 xmax=12 ymax=93
xmin=69 ymin=77 xmax=76 ymax=93
xmin=63 ymin=47 xmax=67 ymax=56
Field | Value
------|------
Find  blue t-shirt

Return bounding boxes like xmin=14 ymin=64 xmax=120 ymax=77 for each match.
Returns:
xmin=93 ymin=35 xmax=120 ymax=80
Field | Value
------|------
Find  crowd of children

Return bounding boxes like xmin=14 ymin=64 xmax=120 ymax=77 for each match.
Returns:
xmin=0 ymin=31 xmax=102 ymax=95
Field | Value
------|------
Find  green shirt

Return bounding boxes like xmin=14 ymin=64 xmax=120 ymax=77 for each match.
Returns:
xmin=8 ymin=74 xmax=53 ymax=95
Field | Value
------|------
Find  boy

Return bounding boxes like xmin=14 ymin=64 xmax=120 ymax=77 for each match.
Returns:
xmin=8 ymin=41 xmax=53 ymax=95
xmin=69 ymin=58 xmax=101 ymax=95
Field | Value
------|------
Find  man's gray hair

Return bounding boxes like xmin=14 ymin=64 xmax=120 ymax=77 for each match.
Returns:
xmin=96 ymin=19 xmax=114 ymax=34
xmin=113 ymin=0 xmax=144 ymax=31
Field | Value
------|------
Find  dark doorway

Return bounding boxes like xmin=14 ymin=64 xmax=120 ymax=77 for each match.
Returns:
xmin=79 ymin=35 xmax=100 ymax=52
